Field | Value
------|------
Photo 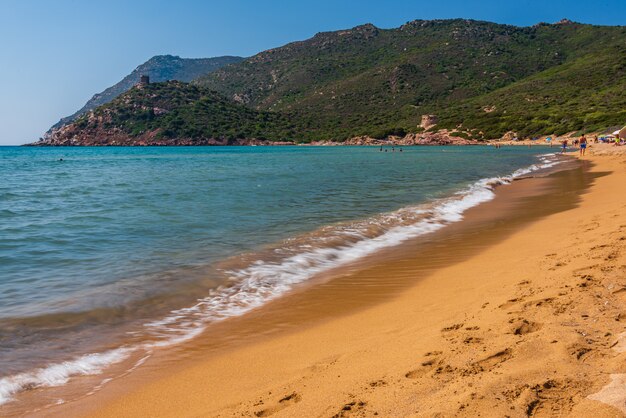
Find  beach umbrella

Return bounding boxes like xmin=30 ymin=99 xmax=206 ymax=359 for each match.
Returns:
xmin=546 ymin=137 xmax=552 ymax=142
xmin=619 ymin=126 xmax=626 ymax=139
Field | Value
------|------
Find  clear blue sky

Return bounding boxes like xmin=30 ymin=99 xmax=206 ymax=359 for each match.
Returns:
xmin=0 ymin=0 xmax=624 ymax=145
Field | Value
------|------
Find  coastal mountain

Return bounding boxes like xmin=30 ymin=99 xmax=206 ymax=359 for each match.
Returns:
xmin=48 ymin=55 xmax=243 ymax=131
xmin=36 ymin=19 xmax=626 ymax=145
xmin=195 ymin=19 xmax=626 ymax=140
xmin=42 ymin=82 xmax=297 ymax=145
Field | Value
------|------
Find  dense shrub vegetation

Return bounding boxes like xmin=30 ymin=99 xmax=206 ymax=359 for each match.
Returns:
xmin=66 ymin=19 xmax=626 ymax=143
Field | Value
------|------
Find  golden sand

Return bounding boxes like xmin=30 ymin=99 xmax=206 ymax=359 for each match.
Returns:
xmin=40 ymin=143 xmax=626 ymax=417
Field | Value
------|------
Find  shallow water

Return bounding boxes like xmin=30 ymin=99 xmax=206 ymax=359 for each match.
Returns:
xmin=0 ymin=145 xmax=559 ymax=405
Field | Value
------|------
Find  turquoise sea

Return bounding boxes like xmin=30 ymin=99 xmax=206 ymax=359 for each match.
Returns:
xmin=0 ymin=145 xmax=560 ymax=405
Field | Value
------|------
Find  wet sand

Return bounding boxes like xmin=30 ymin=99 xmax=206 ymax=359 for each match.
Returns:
xmin=25 ymin=144 xmax=626 ymax=417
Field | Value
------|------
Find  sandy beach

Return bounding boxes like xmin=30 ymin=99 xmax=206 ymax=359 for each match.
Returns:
xmin=36 ymin=143 xmax=626 ymax=417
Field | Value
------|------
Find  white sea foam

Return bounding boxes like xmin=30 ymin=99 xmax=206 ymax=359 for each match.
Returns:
xmin=0 ymin=153 xmax=563 ymax=406
xmin=0 ymin=347 xmax=133 ymax=405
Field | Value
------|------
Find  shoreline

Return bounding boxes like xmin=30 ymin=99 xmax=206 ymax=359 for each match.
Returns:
xmin=0 ymin=148 xmax=562 ymax=416
xmin=17 ymin=148 xmax=618 ymax=416
xmin=54 ymin=145 xmax=626 ymax=416
xmin=21 ymin=140 xmax=601 ymax=148
xmin=10 ymin=145 xmax=626 ymax=417
xmin=21 ymin=141 xmax=552 ymax=148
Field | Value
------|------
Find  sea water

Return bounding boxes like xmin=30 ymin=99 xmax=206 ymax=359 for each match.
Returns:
xmin=0 ymin=145 xmax=560 ymax=405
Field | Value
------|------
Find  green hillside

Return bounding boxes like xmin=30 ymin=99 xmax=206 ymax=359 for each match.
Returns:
xmin=38 ymin=19 xmax=626 ymax=145
xmin=196 ymin=19 xmax=626 ymax=141
xmin=437 ymin=43 xmax=626 ymax=138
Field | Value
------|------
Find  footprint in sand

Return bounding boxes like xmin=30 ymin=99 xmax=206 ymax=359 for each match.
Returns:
xmin=498 ymin=298 xmax=523 ymax=310
xmin=468 ymin=348 xmax=513 ymax=374
xmin=548 ymin=259 xmax=571 ymax=270
xmin=605 ymin=250 xmax=620 ymax=261
xmin=518 ymin=296 xmax=556 ymax=311
xmin=332 ymin=400 xmax=367 ymax=418
xmin=441 ymin=323 xmax=464 ymax=332
xmin=463 ymin=336 xmax=484 ymax=344
xmin=503 ymin=379 xmax=584 ymax=416
xmin=568 ymin=343 xmax=593 ymax=361
xmin=512 ymin=319 xmax=542 ymax=335
xmin=254 ymin=392 xmax=302 ymax=417
xmin=584 ymin=221 xmax=600 ymax=231
xmin=405 ymin=358 xmax=439 ymax=379
xmin=368 ymin=379 xmax=387 ymax=388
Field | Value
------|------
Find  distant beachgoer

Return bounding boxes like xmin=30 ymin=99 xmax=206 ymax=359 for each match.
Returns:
xmin=379 ymin=146 xmax=383 ymax=152
xmin=615 ymin=136 xmax=620 ymax=146
xmin=579 ymin=135 xmax=587 ymax=157
xmin=594 ymin=135 xmax=598 ymax=143
xmin=561 ymin=139 xmax=568 ymax=153
xmin=399 ymin=148 xmax=403 ymax=152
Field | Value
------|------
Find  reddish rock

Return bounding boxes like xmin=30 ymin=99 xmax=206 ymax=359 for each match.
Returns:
xmin=30 ymin=126 xmax=476 ymax=147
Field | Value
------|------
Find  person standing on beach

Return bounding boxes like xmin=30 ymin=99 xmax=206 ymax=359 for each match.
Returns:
xmin=579 ymin=135 xmax=587 ymax=157
xmin=561 ymin=139 xmax=568 ymax=153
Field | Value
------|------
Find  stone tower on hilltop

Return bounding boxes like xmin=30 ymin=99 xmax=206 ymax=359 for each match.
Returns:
xmin=139 ymin=75 xmax=150 ymax=86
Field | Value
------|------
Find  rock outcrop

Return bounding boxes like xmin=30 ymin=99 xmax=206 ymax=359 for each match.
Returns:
xmin=420 ymin=115 xmax=438 ymax=130
xmin=310 ymin=131 xmax=477 ymax=146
